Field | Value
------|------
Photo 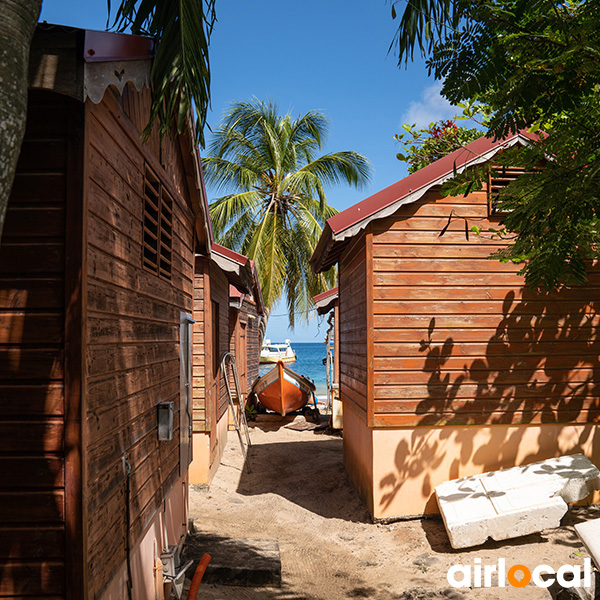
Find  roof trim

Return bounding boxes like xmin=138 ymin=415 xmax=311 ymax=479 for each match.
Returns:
xmin=313 ymin=286 xmax=338 ymax=315
xmin=31 ymin=24 xmax=154 ymax=104
xmin=311 ymin=130 xmax=538 ymax=272
xmin=83 ymin=29 xmax=154 ymax=63
xmin=210 ymin=243 xmax=265 ymax=315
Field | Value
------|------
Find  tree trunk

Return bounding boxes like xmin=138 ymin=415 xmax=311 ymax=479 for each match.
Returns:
xmin=0 ymin=0 xmax=41 ymax=240
xmin=258 ymin=306 xmax=270 ymax=350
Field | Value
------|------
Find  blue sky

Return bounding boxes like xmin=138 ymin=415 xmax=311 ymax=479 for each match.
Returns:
xmin=40 ymin=0 xmax=458 ymax=342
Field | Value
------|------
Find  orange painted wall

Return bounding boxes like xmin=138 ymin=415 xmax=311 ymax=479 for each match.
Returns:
xmin=371 ymin=422 xmax=600 ymax=518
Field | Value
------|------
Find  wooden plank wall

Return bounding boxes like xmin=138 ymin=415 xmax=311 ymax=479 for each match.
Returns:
xmin=228 ymin=307 xmax=244 ymax=395
xmin=84 ymin=87 xmax=195 ymax=597
xmin=370 ymin=188 xmax=600 ymax=427
xmin=0 ymin=90 xmax=70 ymax=598
xmin=338 ymin=235 xmax=369 ymax=422
xmin=192 ymin=256 xmax=208 ymax=433
xmin=210 ymin=263 xmax=230 ymax=423
xmin=191 ymin=258 xmax=230 ymax=443
xmin=243 ymin=298 xmax=260 ymax=393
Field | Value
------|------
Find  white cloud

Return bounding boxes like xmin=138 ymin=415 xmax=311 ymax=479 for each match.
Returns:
xmin=401 ymin=82 xmax=457 ymax=128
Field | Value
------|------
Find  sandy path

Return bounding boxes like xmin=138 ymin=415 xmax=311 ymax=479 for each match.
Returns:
xmin=186 ymin=414 xmax=598 ymax=600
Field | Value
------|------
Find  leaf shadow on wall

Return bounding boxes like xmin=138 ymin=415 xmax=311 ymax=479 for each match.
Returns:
xmin=378 ymin=280 xmax=600 ymax=515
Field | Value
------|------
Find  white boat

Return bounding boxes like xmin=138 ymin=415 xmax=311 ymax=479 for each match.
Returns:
xmin=260 ymin=339 xmax=296 ymax=364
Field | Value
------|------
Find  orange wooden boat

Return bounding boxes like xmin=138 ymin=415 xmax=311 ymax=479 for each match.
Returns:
xmin=252 ymin=361 xmax=316 ymax=416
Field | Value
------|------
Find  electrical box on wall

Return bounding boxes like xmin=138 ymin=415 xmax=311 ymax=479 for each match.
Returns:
xmin=157 ymin=401 xmax=174 ymax=441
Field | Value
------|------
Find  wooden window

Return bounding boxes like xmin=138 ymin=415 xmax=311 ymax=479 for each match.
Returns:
xmin=488 ymin=165 xmax=529 ymax=217
xmin=143 ymin=166 xmax=173 ymax=280
xmin=212 ymin=300 xmax=220 ymax=376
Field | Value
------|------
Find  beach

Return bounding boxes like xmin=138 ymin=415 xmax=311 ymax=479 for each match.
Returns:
xmin=186 ymin=415 xmax=597 ymax=599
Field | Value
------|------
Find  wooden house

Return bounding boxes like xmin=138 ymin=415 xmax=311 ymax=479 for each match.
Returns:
xmin=310 ymin=131 xmax=600 ymax=519
xmin=189 ymin=243 xmax=263 ymax=485
xmin=0 ymin=24 xmax=213 ymax=599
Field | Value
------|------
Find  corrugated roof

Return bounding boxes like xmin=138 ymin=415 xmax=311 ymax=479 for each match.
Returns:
xmin=310 ymin=130 xmax=538 ymax=272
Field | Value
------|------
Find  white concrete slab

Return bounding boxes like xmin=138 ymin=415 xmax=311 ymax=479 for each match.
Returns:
xmin=436 ymin=454 xmax=600 ymax=549
xmin=575 ymin=518 xmax=600 ymax=569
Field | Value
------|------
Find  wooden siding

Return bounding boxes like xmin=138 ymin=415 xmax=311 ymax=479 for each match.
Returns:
xmin=192 ymin=257 xmax=208 ymax=433
xmin=369 ymin=189 xmax=600 ymax=427
xmin=243 ymin=298 xmax=260 ymax=393
xmin=339 ymin=234 xmax=369 ymax=422
xmin=0 ymin=91 xmax=74 ymax=598
xmin=191 ymin=257 xmax=230 ymax=457
xmin=229 ymin=297 xmax=260 ymax=396
xmin=210 ymin=263 xmax=230 ymax=424
xmin=84 ymin=88 xmax=195 ymax=597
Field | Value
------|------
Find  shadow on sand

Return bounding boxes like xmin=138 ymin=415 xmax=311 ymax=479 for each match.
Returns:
xmin=236 ymin=432 xmax=370 ymax=522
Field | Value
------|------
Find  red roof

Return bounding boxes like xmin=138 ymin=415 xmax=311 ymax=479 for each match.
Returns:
xmin=212 ymin=242 xmax=249 ymax=265
xmin=211 ymin=243 xmax=265 ymax=315
xmin=229 ymin=284 xmax=244 ymax=299
xmin=313 ymin=286 xmax=339 ymax=315
xmin=310 ymin=130 xmax=538 ymax=272
xmin=313 ymin=286 xmax=339 ymax=303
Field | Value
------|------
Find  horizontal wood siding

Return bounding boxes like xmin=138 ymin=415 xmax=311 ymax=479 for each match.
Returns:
xmin=370 ymin=189 xmax=600 ymax=427
xmin=243 ymin=298 xmax=260 ymax=393
xmin=84 ymin=89 xmax=195 ymax=597
xmin=0 ymin=91 xmax=70 ymax=598
xmin=210 ymin=263 xmax=230 ymax=423
xmin=192 ymin=256 xmax=208 ymax=432
xmin=229 ymin=307 xmax=240 ymax=395
xmin=339 ymin=235 xmax=368 ymax=422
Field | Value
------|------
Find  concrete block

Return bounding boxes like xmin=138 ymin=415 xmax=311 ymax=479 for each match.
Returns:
xmin=575 ymin=518 xmax=600 ymax=569
xmin=436 ymin=454 xmax=600 ymax=549
xmin=182 ymin=533 xmax=281 ymax=586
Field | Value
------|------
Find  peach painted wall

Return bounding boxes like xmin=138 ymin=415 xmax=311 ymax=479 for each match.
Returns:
xmin=370 ymin=423 xmax=600 ymax=519
xmin=342 ymin=402 xmax=374 ymax=515
xmin=188 ymin=410 xmax=229 ymax=485
xmin=189 ymin=433 xmax=211 ymax=484
xmin=100 ymin=474 xmax=188 ymax=600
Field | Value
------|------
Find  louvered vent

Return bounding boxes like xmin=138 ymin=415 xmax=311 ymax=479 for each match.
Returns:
xmin=143 ymin=167 xmax=173 ymax=281
xmin=488 ymin=165 xmax=529 ymax=216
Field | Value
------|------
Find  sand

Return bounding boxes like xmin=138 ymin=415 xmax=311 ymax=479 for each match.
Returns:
xmin=186 ymin=413 xmax=599 ymax=600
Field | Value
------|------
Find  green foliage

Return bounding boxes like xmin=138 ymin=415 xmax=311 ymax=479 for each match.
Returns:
xmin=391 ymin=0 xmax=600 ymax=289
xmin=110 ymin=0 xmax=215 ymax=146
xmin=245 ymin=403 xmax=258 ymax=421
xmin=394 ymin=119 xmax=481 ymax=173
xmin=203 ymin=99 xmax=371 ymax=326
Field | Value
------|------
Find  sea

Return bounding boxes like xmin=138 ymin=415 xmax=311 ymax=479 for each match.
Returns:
xmin=258 ymin=342 xmax=329 ymax=398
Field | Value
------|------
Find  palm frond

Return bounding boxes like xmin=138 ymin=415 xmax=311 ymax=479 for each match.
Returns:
xmin=209 ymin=190 xmax=262 ymax=237
xmin=202 ymin=156 xmax=262 ymax=191
xmin=296 ymin=151 xmax=372 ymax=189
xmin=111 ymin=0 xmax=215 ymax=145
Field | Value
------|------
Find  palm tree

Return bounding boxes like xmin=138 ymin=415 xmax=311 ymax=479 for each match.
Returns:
xmin=0 ymin=0 xmax=215 ymax=240
xmin=203 ymin=99 xmax=371 ymax=333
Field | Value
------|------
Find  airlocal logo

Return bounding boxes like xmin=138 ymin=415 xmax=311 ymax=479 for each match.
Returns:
xmin=447 ymin=558 xmax=593 ymax=588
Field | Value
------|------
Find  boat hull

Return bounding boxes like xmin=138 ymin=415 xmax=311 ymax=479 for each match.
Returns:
xmin=259 ymin=355 xmax=296 ymax=364
xmin=252 ymin=361 xmax=315 ymax=416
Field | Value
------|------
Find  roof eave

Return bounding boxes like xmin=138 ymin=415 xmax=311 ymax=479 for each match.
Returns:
xmin=313 ymin=131 xmax=536 ymax=271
